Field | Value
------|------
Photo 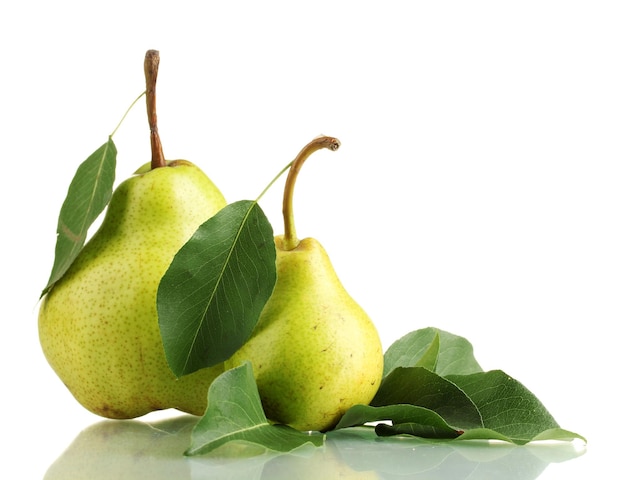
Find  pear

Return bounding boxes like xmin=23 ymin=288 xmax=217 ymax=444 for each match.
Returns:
xmin=226 ymin=136 xmax=384 ymax=432
xmin=38 ymin=50 xmax=227 ymax=419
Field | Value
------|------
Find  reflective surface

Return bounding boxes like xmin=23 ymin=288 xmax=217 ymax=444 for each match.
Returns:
xmin=44 ymin=415 xmax=586 ymax=479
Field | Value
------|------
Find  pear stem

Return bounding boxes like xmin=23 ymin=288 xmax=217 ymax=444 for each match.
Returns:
xmin=282 ymin=136 xmax=341 ymax=251
xmin=144 ymin=50 xmax=167 ymax=169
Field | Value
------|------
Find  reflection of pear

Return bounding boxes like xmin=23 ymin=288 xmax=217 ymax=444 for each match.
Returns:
xmin=45 ymin=417 xmax=585 ymax=480
xmin=44 ymin=416 xmax=196 ymax=480
xmin=38 ymin=51 xmax=226 ymax=418
xmin=259 ymin=441 xmax=380 ymax=480
xmin=189 ymin=430 xmax=380 ymax=480
xmin=226 ymin=137 xmax=384 ymax=432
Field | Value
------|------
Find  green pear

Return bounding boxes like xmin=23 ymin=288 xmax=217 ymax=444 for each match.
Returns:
xmin=38 ymin=50 xmax=227 ymax=419
xmin=226 ymin=136 xmax=384 ymax=432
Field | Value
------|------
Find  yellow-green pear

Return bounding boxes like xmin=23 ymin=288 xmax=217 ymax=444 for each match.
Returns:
xmin=38 ymin=50 xmax=227 ymax=419
xmin=226 ymin=137 xmax=384 ymax=432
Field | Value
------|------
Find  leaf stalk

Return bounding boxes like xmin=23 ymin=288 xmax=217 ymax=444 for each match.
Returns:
xmin=110 ymin=91 xmax=146 ymax=138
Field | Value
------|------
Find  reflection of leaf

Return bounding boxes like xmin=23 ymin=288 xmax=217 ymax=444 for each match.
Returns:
xmin=328 ymin=427 xmax=585 ymax=480
xmin=383 ymin=327 xmax=483 ymax=376
xmin=186 ymin=362 xmax=324 ymax=456
xmin=158 ymin=200 xmax=276 ymax=377
xmin=41 ymin=139 xmax=116 ymax=296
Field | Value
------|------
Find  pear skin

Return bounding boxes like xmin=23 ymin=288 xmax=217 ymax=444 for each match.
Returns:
xmin=226 ymin=235 xmax=384 ymax=432
xmin=39 ymin=161 xmax=226 ymax=419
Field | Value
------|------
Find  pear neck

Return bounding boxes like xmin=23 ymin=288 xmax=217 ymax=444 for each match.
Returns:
xmin=282 ymin=136 xmax=340 ymax=251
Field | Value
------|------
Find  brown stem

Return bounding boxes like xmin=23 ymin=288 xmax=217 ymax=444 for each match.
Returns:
xmin=144 ymin=50 xmax=167 ymax=169
xmin=282 ymin=136 xmax=341 ymax=251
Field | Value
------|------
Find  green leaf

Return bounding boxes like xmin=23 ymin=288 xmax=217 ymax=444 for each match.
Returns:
xmin=414 ymin=330 xmax=440 ymax=371
xmin=383 ymin=327 xmax=483 ymax=377
xmin=370 ymin=367 xmax=483 ymax=430
xmin=335 ymin=329 xmax=586 ymax=445
xmin=375 ymin=422 xmax=460 ymax=439
xmin=454 ymin=426 xmax=586 ymax=444
xmin=335 ymin=404 xmax=461 ymax=439
xmin=41 ymin=139 xmax=117 ymax=296
xmin=346 ymin=366 xmax=585 ymax=445
xmin=186 ymin=362 xmax=324 ymax=456
xmin=447 ymin=370 xmax=586 ymax=445
xmin=157 ymin=200 xmax=277 ymax=377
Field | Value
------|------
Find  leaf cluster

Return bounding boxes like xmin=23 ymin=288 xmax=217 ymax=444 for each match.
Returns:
xmin=186 ymin=328 xmax=585 ymax=455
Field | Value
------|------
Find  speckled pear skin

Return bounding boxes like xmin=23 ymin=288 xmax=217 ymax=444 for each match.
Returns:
xmin=226 ymin=235 xmax=384 ymax=432
xmin=38 ymin=160 xmax=227 ymax=419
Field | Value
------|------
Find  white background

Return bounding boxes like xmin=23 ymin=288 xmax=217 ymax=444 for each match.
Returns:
xmin=2 ymin=1 xmax=624 ymax=478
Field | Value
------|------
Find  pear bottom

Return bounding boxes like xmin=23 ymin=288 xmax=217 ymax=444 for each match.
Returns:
xmin=39 ymin=287 xmax=225 ymax=419
xmin=226 ymin=236 xmax=384 ymax=432
xmin=38 ymin=161 xmax=227 ymax=419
